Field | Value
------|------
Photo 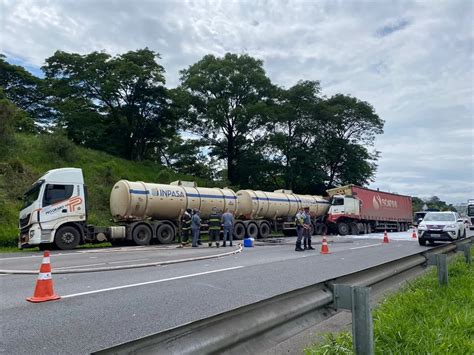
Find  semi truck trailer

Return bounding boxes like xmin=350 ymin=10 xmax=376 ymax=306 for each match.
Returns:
xmin=18 ymin=168 xmax=330 ymax=250
xmin=18 ymin=168 xmax=413 ymax=250
xmin=468 ymin=199 xmax=474 ymax=230
xmin=325 ymin=185 xmax=413 ymax=235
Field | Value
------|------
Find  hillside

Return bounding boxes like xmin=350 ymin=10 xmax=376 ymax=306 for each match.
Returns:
xmin=0 ymin=134 xmax=212 ymax=247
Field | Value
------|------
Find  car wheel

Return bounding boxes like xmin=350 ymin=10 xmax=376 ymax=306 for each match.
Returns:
xmin=418 ymin=238 xmax=426 ymax=246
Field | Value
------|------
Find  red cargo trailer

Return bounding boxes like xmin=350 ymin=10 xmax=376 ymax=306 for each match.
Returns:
xmin=325 ymin=185 xmax=413 ymax=235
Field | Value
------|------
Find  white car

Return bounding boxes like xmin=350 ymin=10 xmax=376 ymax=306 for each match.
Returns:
xmin=417 ymin=211 xmax=466 ymax=246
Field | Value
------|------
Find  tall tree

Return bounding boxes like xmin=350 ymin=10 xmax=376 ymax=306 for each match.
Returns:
xmin=266 ymin=80 xmax=322 ymax=190
xmin=43 ymin=48 xmax=175 ymax=161
xmin=0 ymin=54 xmax=51 ymax=125
xmin=318 ymin=94 xmax=384 ymax=188
xmin=179 ymin=53 xmax=274 ymax=185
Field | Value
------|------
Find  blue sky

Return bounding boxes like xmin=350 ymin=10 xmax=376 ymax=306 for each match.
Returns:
xmin=1 ymin=0 xmax=473 ymax=203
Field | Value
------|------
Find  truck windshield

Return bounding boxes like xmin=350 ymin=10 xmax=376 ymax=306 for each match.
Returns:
xmin=332 ymin=198 xmax=344 ymax=206
xmin=468 ymin=206 xmax=474 ymax=217
xmin=23 ymin=182 xmax=42 ymax=209
xmin=424 ymin=212 xmax=455 ymax=222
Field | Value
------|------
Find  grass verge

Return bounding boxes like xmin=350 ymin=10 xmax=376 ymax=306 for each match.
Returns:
xmin=305 ymin=249 xmax=474 ymax=354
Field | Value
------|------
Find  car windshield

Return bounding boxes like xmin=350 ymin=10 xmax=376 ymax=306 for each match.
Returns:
xmin=423 ymin=212 xmax=455 ymax=222
xmin=22 ymin=182 xmax=42 ymax=209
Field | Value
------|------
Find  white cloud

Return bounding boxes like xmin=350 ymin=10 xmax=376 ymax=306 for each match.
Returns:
xmin=1 ymin=0 xmax=472 ymax=203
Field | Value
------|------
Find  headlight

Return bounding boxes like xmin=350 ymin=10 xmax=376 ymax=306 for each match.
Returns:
xmin=444 ymin=224 xmax=456 ymax=229
xmin=29 ymin=229 xmax=35 ymax=239
xmin=418 ymin=225 xmax=427 ymax=230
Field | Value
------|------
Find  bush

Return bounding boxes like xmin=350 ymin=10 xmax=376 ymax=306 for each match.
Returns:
xmin=40 ymin=133 xmax=78 ymax=162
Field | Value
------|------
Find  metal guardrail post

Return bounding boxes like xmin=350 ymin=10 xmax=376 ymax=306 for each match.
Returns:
xmin=333 ymin=284 xmax=374 ymax=355
xmin=427 ymin=254 xmax=448 ymax=285
xmin=457 ymin=243 xmax=472 ymax=265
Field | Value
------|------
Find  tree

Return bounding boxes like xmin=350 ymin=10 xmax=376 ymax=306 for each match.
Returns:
xmin=318 ymin=94 xmax=384 ymax=188
xmin=43 ymin=48 xmax=175 ymax=161
xmin=0 ymin=54 xmax=51 ymax=125
xmin=179 ymin=53 xmax=274 ymax=185
xmin=266 ymin=80 xmax=322 ymax=191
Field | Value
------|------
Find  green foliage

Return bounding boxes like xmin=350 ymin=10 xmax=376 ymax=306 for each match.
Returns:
xmin=0 ymin=54 xmax=51 ymax=124
xmin=179 ymin=53 xmax=275 ymax=186
xmin=0 ymin=133 xmax=210 ymax=247
xmin=43 ymin=48 xmax=175 ymax=161
xmin=412 ymin=195 xmax=458 ymax=212
xmin=305 ymin=251 xmax=474 ymax=354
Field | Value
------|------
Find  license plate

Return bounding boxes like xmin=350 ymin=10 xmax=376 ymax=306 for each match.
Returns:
xmin=430 ymin=233 xmax=440 ymax=237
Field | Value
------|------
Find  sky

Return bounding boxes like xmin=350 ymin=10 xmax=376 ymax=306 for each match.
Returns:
xmin=1 ymin=0 xmax=473 ymax=204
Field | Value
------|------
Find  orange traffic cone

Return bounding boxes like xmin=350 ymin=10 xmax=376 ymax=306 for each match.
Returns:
xmin=382 ymin=230 xmax=390 ymax=244
xmin=320 ymin=235 xmax=331 ymax=254
xmin=27 ymin=250 xmax=61 ymax=303
xmin=412 ymin=228 xmax=417 ymax=239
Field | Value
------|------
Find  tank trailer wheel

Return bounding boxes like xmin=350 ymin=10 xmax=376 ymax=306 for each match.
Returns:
xmin=350 ymin=223 xmax=359 ymax=235
xmin=233 ymin=223 xmax=246 ymax=240
xmin=54 ymin=226 xmax=81 ymax=250
xmin=258 ymin=222 xmax=271 ymax=239
xmin=156 ymin=224 xmax=175 ymax=244
xmin=132 ymin=224 xmax=152 ymax=246
xmin=246 ymin=223 xmax=259 ymax=239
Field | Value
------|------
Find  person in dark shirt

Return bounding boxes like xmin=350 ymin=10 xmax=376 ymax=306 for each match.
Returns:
xmin=191 ymin=209 xmax=201 ymax=248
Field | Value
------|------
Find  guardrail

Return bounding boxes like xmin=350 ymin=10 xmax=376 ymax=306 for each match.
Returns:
xmin=94 ymin=237 xmax=473 ymax=355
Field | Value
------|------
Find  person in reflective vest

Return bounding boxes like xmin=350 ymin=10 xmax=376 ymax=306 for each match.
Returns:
xmin=208 ymin=207 xmax=222 ymax=247
xmin=181 ymin=209 xmax=192 ymax=246
xmin=303 ymin=207 xmax=315 ymax=250
xmin=295 ymin=208 xmax=305 ymax=251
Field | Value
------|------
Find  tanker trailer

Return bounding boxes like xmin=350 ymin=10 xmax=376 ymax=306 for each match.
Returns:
xmin=109 ymin=179 xmax=238 ymax=245
xmin=17 ymin=168 xmax=240 ymax=250
xmin=234 ymin=189 xmax=330 ymax=239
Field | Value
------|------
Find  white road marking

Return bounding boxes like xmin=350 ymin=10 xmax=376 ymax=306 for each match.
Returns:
xmin=62 ymin=266 xmax=244 ymax=298
xmin=350 ymin=244 xmax=381 ymax=250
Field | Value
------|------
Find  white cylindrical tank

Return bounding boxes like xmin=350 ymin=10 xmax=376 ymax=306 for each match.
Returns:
xmin=236 ymin=189 xmax=329 ymax=219
xmin=110 ymin=180 xmax=238 ymax=220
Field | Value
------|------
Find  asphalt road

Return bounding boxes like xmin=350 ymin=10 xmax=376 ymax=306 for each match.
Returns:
xmin=1 ymin=230 xmax=472 ymax=354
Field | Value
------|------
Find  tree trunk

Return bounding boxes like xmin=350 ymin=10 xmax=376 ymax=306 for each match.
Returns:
xmin=227 ymin=133 xmax=237 ymax=184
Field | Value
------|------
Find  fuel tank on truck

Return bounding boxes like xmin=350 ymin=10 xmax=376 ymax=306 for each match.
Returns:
xmin=236 ymin=189 xmax=329 ymax=220
xmin=110 ymin=180 xmax=238 ymax=221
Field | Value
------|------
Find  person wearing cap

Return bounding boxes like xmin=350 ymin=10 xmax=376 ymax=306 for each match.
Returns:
xmin=303 ymin=207 xmax=315 ymax=250
xmin=191 ymin=208 xmax=201 ymax=247
xmin=180 ymin=208 xmax=192 ymax=246
xmin=295 ymin=207 xmax=305 ymax=251
xmin=208 ymin=207 xmax=222 ymax=247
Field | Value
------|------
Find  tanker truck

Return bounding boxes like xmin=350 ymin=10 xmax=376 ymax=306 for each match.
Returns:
xmin=18 ymin=168 xmax=330 ymax=250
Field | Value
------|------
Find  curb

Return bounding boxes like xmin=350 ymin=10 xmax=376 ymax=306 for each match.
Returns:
xmin=0 ymin=244 xmax=243 ymax=275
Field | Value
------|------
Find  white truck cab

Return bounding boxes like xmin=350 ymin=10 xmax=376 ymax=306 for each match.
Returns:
xmin=19 ymin=168 xmax=87 ymax=249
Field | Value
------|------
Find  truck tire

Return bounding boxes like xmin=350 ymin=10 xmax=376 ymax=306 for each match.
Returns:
xmin=337 ymin=223 xmax=350 ymax=236
xmin=258 ymin=222 xmax=271 ymax=239
xmin=54 ymin=226 xmax=81 ymax=250
xmin=132 ymin=224 xmax=152 ymax=246
xmin=156 ymin=224 xmax=175 ymax=244
xmin=350 ymin=223 xmax=359 ymax=235
xmin=247 ymin=223 xmax=259 ymax=239
xmin=233 ymin=222 xmax=246 ymax=240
